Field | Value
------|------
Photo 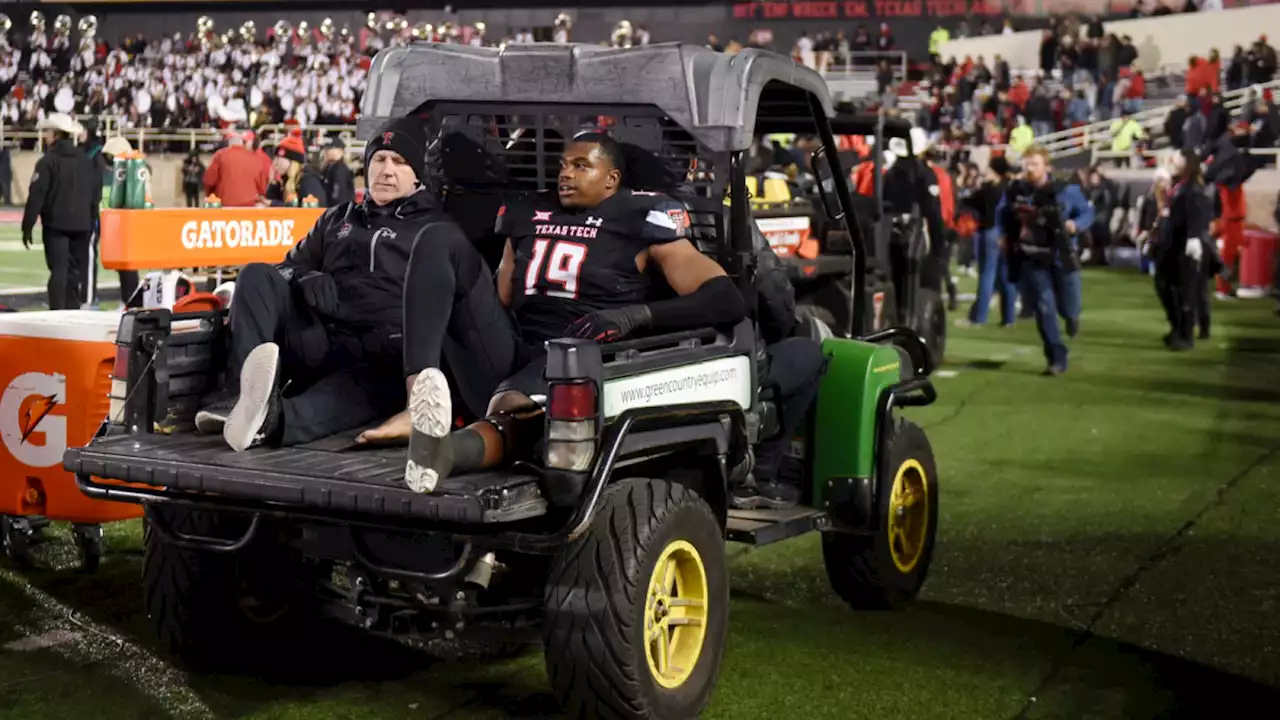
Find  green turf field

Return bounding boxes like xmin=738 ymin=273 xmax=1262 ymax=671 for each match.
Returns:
xmin=0 ymin=225 xmax=49 ymax=292
xmin=1 ymin=267 xmax=1278 ymax=719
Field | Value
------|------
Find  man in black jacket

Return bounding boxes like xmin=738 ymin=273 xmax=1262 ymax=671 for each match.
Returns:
xmin=1164 ymin=95 xmax=1189 ymax=151
xmin=198 ymin=116 xmax=470 ymax=452
xmin=321 ymin=137 xmax=355 ymax=206
xmin=22 ymin=113 xmax=101 ymax=310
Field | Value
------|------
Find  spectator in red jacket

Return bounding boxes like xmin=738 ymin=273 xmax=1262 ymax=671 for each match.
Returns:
xmin=1008 ymin=77 xmax=1031 ymax=110
xmin=202 ymin=132 xmax=269 ymax=207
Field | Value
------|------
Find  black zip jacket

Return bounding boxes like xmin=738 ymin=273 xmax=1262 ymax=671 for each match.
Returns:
xmin=1164 ymin=180 xmax=1212 ymax=254
xmin=1202 ymin=134 xmax=1253 ymax=189
xmin=23 ymin=137 xmax=102 ymax=235
xmin=275 ymin=189 xmax=465 ymax=335
xmin=323 ymin=161 xmax=356 ymax=207
xmin=883 ymin=156 xmax=946 ymax=255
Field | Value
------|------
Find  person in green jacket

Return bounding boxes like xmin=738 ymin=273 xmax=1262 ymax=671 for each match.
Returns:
xmin=1109 ymin=111 xmax=1147 ymax=166
xmin=94 ymin=136 xmax=140 ymax=307
xmin=1009 ymin=116 xmax=1035 ymax=155
xmin=929 ymin=25 xmax=950 ymax=65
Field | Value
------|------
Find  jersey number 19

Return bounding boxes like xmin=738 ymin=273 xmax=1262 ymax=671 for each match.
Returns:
xmin=525 ymin=239 xmax=588 ymax=299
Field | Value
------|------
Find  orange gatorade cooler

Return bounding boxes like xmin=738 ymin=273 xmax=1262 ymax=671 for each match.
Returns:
xmin=0 ymin=310 xmax=142 ymax=571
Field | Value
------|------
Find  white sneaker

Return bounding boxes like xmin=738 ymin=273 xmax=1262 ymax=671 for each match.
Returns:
xmin=405 ymin=367 xmax=454 ymax=494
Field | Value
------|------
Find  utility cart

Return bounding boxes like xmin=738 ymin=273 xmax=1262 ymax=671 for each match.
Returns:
xmin=64 ymin=43 xmax=940 ymax=720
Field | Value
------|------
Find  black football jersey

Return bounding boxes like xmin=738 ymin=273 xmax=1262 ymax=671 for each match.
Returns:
xmin=496 ymin=189 xmax=689 ymax=344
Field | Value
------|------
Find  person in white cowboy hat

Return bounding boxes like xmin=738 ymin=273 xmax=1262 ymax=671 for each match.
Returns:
xmin=22 ymin=112 xmax=102 ymax=310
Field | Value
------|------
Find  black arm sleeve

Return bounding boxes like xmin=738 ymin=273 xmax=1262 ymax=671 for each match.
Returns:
xmin=646 ymin=275 xmax=747 ymax=333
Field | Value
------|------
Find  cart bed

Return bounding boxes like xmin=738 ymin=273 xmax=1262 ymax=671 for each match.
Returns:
xmin=64 ymin=434 xmax=546 ymax=524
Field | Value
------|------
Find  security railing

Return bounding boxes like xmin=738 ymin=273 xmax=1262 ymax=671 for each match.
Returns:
xmin=1033 ymin=78 xmax=1280 ymax=161
xmin=820 ymin=51 xmax=911 ymax=102
xmin=1091 ymin=145 xmax=1280 ymax=166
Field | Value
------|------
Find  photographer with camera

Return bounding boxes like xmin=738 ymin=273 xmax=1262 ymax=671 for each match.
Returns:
xmin=998 ymin=146 xmax=1095 ymax=376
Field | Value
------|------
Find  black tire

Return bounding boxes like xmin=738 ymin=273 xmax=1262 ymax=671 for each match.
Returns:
xmin=143 ymin=506 xmax=301 ymax=670
xmin=917 ymin=288 xmax=947 ymax=368
xmin=823 ymin=419 xmax=938 ymax=610
xmin=544 ymin=479 xmax=728 ymax=720
xmin=73 ymin=524 xmax=104 ymax=574
xmin=0 ymin=516 xmax=36 ymax=568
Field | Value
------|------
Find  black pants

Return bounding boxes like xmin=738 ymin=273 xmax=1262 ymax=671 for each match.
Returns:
xmin=402 ymin=229 xmax=531 ymax=419
xmin=87 ymin=223 xmax=140 ymax=306
xmin=43 ymin=229 xmax=90 ymax=310
xmin=185 ymin=187 xmax=200 ymax=208
xmin=756 ymin=338 xmax=827 ymax=483
xmin=1155 ymin=252 xmax=1201 ymax=344
xmin=1194 ymin=263 xmax=1211 ymax=338
xmin=229 ymin=263 xmax=406 ymax=445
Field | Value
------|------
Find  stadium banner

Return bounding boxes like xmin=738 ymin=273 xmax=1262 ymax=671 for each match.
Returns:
xmin=99 ymin=208 xmax=324 ymax=270
xmin=731 ymin=0 xmax=1277 ymax=19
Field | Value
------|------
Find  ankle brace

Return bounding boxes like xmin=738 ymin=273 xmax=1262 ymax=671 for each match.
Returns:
xmin=482 ymin=407 xmax=545 ymax=465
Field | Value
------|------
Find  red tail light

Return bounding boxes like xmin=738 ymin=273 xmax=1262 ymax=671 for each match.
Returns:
xmin=548 ymin=382 xmax=596 ymax=420
xmin=112 ymin=344 xmax=130 ymax=378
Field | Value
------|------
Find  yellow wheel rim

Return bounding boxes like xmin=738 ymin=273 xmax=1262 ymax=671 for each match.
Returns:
xmin=643 ymin=540 xmax=709 ymax=689
xmin=888 ymin=459 xmax=929 ymax=574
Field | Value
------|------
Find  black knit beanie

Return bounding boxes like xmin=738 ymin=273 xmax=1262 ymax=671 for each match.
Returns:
xmin=365 ymin=116 xmax=428 ymax=182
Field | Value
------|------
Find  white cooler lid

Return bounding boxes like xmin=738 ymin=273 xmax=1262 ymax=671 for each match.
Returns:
xmin=0 ymin=310 xmax=208 ymax=344
xmin=0 ymin=310 xmax=125 ymax=343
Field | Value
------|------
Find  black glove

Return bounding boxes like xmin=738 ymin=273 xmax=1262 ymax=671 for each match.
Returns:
xmin=294 ymin=271 xmax=339 ymax=317
xmin=21 ymin=232 xmax=32 ymax=250
xmin=565 ymin=305 xmax=652 ymax=343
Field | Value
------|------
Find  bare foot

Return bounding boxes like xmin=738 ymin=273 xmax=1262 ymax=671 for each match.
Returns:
xmin=356 ymin=410 xmax=413 ymax=445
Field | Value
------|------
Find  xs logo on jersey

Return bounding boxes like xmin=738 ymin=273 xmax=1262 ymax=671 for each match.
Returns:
xmin=533 ymin=211 xmax=553 ymax=222
xmin=1 ymin=372 xmax=67 ymax=469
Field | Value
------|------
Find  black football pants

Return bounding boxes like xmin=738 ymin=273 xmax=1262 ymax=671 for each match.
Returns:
xmin=402 ymin=228 xmax=532 ymax=420
xmin=756 ymin=338 xmax=827 ymax=484
xmin=228 ymin=263 xmax=405 ymax=445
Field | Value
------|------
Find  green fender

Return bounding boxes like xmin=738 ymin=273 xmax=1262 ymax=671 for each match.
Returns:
xmin=811 ymin=337 xmax=902 ymax=512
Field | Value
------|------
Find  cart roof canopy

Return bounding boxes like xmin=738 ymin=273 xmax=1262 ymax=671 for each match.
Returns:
xmin=357 ymin=42 xmax=835 ymax=153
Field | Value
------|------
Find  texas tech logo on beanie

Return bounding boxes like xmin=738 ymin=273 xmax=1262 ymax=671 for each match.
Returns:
xmin=365 ymin=117 xmax=428 ymax=182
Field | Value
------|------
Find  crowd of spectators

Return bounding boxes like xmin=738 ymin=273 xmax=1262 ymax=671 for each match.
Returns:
xmin=0 ymin=15 xmax=660 ymax=137
xmin=913 ymin=5 xmax=1276 ymax=158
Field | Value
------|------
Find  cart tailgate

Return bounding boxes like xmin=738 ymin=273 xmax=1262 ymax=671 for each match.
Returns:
xmin=64 ymin=434 xmax=543 ymax=523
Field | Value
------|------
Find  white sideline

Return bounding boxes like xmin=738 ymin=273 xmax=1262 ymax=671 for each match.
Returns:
xmin=0 ymin=566 xmax=214 ymax=718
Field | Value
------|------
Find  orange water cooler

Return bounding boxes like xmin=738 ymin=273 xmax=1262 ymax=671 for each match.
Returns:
xmin=0 ymin=310 xmax=142 ymax=571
